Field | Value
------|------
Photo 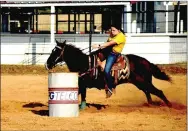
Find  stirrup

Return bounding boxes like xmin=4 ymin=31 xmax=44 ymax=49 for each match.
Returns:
xmin=97 ymin=58 xmax=102 ymax=66
xmin=106 ymin=90 xmax=112 ymax=98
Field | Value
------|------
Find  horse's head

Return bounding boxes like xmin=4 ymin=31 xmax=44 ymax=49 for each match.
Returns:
xmin=45 ymin=40 xmax=66 ymax=70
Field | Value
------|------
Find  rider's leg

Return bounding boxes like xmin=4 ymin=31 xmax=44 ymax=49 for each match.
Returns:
xmin=104 ymin=52 xmax=118 ymax=98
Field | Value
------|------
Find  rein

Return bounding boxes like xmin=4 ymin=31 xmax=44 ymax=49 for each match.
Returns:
xmin=79 ymin=66 xmax=98 ymax=77
xmin=79 ymin=47 xmax=100 ymax=78
xmin=54 ymin=44 xmax=98 ymax=77
xmin=54 ymin=45 xmax=65 ymax=63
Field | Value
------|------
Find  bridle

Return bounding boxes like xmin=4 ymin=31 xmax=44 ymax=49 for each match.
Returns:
xmin=50 ymin=45 xmax=66 ymax=68
xmin=54 ymin=45 xmax=92 ymax=65
xmin=51 ymin=44 xmax=99 ymax=77
xmin=54 ymin=45 xmax=66 ymax=63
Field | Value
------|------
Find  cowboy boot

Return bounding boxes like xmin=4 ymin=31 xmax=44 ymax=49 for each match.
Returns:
xmin=106 ymin=90 xmax=112 ymax=98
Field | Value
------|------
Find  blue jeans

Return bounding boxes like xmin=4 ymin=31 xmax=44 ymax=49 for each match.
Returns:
xmin=104 ymin=52 xmax=119 ymax=91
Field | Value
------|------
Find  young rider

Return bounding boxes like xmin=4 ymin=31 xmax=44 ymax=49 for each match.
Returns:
xmin=92 ymin=24 xmax=126 ymax=98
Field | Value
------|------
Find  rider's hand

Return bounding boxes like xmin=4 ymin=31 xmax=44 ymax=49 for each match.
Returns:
xmin=92 ymin=44 xmax=100 ymax=49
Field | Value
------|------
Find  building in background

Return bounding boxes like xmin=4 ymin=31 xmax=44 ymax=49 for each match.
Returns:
xmin=1 ymin=1 xmax=187 ymax=34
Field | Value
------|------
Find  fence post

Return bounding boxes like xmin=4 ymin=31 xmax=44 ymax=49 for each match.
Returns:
xmin=51 ymin=6 xmax=55 ymax=44
xmin=126 ymin=3 xmax=131 ymax=33
xmin=180 ymin=20 xmax=183 ymax=34
xmin=176 ymin=1 xmax=180 ymax=33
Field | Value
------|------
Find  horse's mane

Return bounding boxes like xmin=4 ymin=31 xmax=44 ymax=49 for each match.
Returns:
xmin=63 ymin=44 xmax=89 ymax=72
xmin=63 ymin=43 xmax=113 ymax=72
xmin=65 ymin=43 xmax=102 ymax=57
xmin=89 ymin=49 xmax=101 ymax=56
xmin=89 ymin=45 xmax=113 ymax=58
xmin=65 ymin=44 xmax=86 ymax=56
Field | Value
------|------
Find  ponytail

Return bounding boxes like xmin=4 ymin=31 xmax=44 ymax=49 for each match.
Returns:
xmin=119 ymin=28 xmax=125 ymax=34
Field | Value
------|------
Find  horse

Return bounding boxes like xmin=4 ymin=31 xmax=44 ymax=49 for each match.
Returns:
xmin=45 ymin=40 xmax=172 ymax=110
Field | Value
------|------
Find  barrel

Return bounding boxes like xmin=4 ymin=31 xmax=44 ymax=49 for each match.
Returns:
xmin=48 ymin=72 xmax=79 ymax=117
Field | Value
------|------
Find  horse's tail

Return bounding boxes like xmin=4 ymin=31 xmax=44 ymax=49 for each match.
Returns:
xmin=151 ymin=63 xmax=171 ymax=82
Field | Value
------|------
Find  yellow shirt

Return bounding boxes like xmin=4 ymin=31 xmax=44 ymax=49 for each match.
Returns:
xmin=107 ymin=32 xmax=126 ymax=53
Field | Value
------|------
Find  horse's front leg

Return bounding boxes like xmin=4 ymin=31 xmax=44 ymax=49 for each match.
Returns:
xmin=78 ymin=78 xmax=87 ymax=110
xmin=80 ymin=86 xmax=86 ymax=110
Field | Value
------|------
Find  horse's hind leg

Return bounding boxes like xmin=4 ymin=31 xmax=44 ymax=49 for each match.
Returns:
xmin=133 ymin=81 xmax=153 ymax=104
xmin=148 ymin=84 xmax=172 ymax=107
xmin=143 ymin=90 xmax=153 ymax=104
xmin=143 ymin=72 xmax=153 ymax=104
xmin=129 ymin=73 xmax=153 ymax=105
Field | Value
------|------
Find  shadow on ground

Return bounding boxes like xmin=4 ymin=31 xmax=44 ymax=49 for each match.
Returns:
xmin=23 ymin=102 xmax=49 ymax=116
xmin=86 ymin=103 xmax=108 ymax=110
xmin=23 ymin=102 xmax=47 ymax=108
xmin=30 ymin=110 xmax=49 ymax=116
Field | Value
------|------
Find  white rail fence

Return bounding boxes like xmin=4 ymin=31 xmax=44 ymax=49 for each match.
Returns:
xmin=1 ymin=34 xmax=187 ymax=65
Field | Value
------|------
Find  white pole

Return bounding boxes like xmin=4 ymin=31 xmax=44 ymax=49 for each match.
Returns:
xmin=165 ymin=2 xmax=168 ymax=33
xmin=51 ymin=6 xmax=55 ymax=44
xmin=180 ymin=20 xmax=183 ymax=34
xmin=177 ymin=11 xmax=180 ymax=33
xmin=126 ymin=3 xmax=131 ymax=33
xmin=132 ymin=20 xmax=136 ymax=33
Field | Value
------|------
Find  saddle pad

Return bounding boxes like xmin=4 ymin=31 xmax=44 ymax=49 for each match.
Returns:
xmin=98 ymin=56 xmax=125 ymax=71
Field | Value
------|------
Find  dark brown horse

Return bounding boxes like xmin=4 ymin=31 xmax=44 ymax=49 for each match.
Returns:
xmin=45 ymin=40 xmax=172 ymax=110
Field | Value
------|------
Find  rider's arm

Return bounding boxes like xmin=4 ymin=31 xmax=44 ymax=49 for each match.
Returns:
xmin=98 ymin=40 xmax=117 ymax=49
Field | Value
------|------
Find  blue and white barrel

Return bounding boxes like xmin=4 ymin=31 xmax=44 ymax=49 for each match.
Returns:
xmin=48 ymin=73 xmax=79 ymax=117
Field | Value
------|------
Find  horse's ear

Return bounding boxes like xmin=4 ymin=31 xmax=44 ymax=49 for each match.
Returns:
xmin=55 ymin=39 xmax=66 ymax=47
xmin=62 ymin=40 xmax=66 ymax=45
xmin=55 ymin=39 xmax=60 ymax=45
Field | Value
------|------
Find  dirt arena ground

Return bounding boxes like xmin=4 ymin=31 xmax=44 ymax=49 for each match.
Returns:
xmin=1 ymin=65 xmax=187 ymax=130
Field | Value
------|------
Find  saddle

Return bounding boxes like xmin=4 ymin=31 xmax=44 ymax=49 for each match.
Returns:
xmin=97 ymin=52 xmax=127 ymax=85
xmin=112 ymin=55 xmax=126 ymax=70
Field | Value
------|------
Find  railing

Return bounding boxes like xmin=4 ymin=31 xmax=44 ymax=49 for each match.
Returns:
xmin=22 ymin=36 xmax=76 ymax=65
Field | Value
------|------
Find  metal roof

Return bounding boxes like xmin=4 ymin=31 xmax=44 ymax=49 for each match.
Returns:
xmin=1 ymin=0 xmax=129 ymax=4
xmin=1 ymin=0 xmax=128 ymax=2
xmin=1 ymin=1 xmax=130 ymax=7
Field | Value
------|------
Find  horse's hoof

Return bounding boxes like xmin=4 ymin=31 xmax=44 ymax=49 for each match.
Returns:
xmin=79 ymin=101 xmax=86 ymax=110
xmin=148 ymin=101 xmax=153 ymax=105
xmin=167 ymin=102 xmax=172 ymax=108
